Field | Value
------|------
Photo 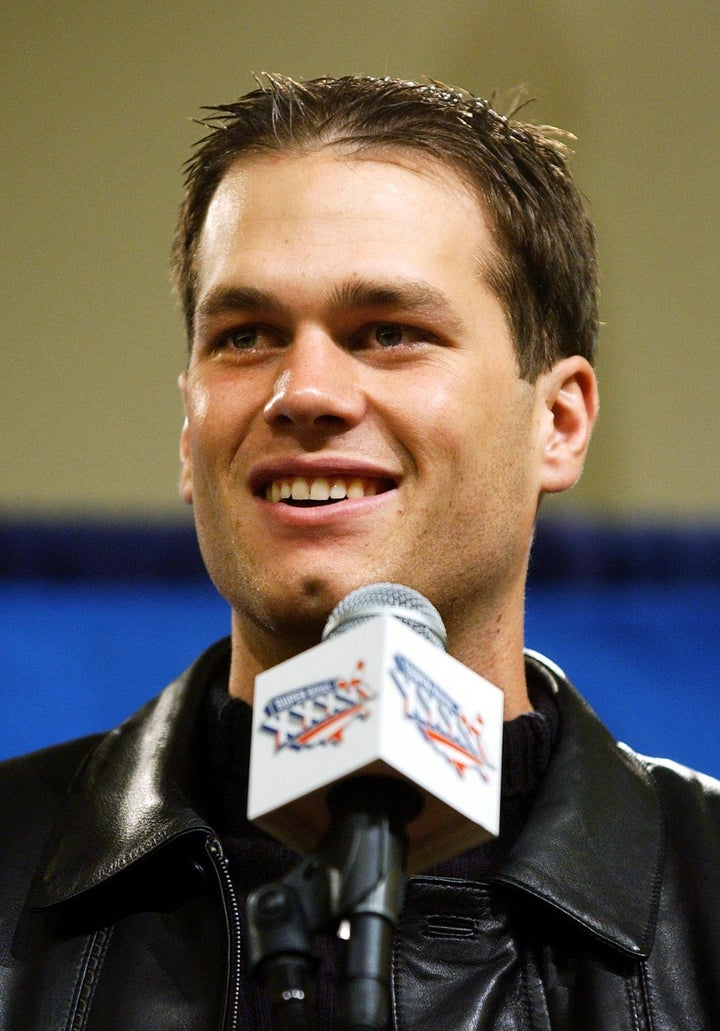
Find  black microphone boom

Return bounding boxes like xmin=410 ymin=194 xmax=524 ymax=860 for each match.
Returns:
xmin=247 ymin=770 xmax=422 ymax=1030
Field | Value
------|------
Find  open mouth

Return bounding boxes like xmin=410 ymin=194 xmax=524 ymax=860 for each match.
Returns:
xmin=263 ymin=475 xmax=395 ymax=506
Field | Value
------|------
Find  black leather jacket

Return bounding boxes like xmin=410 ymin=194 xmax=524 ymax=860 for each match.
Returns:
xmin=1 ymin=639 xmax=719 ymax=1029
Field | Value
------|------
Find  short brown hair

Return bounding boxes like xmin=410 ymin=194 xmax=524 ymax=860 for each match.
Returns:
xmin=171 ymin=75 xmax=598 ymax=380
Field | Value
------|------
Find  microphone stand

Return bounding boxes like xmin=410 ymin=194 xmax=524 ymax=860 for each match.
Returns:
xmin=247 ymin=776 xmax=423 ymax=1031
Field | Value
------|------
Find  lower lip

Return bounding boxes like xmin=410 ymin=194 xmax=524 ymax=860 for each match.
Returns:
xmin=254 ymin=489 xmax=396 ymax=528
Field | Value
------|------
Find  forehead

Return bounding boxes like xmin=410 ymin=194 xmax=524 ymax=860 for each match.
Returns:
xmin=195 ymin=148 xmax=498 ymax=288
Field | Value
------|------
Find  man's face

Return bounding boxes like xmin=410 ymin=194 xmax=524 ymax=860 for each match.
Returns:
xmin=180 ymin=149 xmax=547 ymax=660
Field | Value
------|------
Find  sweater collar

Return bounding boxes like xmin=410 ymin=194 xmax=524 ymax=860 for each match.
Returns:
xmin=30 ymin=641 xmax=663 ymax=958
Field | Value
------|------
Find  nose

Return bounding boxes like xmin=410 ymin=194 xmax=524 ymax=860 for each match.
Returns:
xmin=263 ymin=331 xmax=366 ymax=434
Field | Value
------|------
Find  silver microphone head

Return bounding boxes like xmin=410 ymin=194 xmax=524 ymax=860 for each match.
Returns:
xmin=322 ymin=583 xmax=447 ymax=651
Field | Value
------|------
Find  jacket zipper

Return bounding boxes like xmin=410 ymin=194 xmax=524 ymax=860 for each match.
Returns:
xmin=207 ymin=837 xmax=243 ymax=1031
xmin=69 ymin=926 xmax=113 ymax=1031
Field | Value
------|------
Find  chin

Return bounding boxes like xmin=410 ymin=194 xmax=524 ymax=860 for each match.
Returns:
xmin=263 ymin=572 xmax=374 ymax=629
xmin=290 ymin=574 xmax=360 ymax=615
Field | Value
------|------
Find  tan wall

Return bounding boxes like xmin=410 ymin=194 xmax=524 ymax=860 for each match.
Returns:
xmin=1 ymin=1 xmax=718 ymax=521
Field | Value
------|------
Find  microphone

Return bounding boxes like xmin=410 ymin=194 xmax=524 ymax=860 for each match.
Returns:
xmin=247 ymin=584 xmax=504 ymax=1030
xmin=248 ymin=582 xmax=503 ymax=872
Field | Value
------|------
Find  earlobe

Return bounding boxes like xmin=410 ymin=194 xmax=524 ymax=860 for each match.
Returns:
xmin=538 ymin=356 xmax=599 ymax=495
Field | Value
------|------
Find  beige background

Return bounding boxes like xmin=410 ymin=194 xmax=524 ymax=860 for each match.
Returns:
xmin=1 ymin=1 xmax=718 ymax=522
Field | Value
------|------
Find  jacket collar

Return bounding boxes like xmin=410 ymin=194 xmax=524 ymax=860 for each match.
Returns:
xmin=32 ymin=641 xmax=664 ymax=960
xmin=491 ymin=651 xmax=663 ymax=959
xmin=30 ymin=639 xmax=232 ymax=909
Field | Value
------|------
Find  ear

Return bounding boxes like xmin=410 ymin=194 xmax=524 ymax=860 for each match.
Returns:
xmin=178 ymin=372 xmax=193 ymax=506
xmin=536 ymin=356 xmax=599 ymax=494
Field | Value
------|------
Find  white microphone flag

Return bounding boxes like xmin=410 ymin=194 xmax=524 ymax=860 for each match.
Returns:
xmin=248 ymin=614 xmax=503 ymax=872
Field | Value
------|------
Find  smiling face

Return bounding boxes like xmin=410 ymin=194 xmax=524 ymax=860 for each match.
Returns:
xmin=179 ymin=149 xmax=593 ymax=704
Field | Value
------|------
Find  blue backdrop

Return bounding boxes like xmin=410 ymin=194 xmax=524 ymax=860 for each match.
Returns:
xmin=1 ymin=518 xmax=718 ymax=778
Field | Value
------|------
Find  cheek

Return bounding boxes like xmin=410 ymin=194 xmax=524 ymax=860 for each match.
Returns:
xmin=185 ymin=378 xmax=212 ymax=427
xmin=378 ymin=399 xmax=463 ymax=499
xmin=388 ymin=365 xmax=470 ymax=444
xmin=438 ymin=382 xmax=535 ymax=496
xmin=185 ymin=373 xmax=258 ymax=470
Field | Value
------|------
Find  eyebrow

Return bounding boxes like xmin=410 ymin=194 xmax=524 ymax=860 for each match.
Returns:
xmin=194 ymin=286 xmax=289 ymax=333
xmin=328 ymin=279 xmax=465 ymax=333
xmin=194 ymin=278 xmax=466 ymax=335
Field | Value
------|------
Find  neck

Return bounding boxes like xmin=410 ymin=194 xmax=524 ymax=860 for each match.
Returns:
xmin=448 ymin=611 xmax=532 ymax=720
xmin=228 ymin=609 xmax=325 ymax=704
xmin=227 ymin=586 xmax=532 ymax=719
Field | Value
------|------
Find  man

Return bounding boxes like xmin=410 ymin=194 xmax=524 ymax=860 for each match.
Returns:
xmin=0 ymin=75 xmax=718 ymax=1029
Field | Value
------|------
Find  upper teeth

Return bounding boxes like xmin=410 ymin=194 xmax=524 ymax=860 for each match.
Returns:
xmin=265 ymin=476 xmax=379 ymax=503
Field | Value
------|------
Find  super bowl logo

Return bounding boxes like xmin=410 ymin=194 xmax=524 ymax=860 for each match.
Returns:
xmin=391 ymin=652 xmax=494 ymax=780
xmin=261 ymin=661 xmax=375 ymax=751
